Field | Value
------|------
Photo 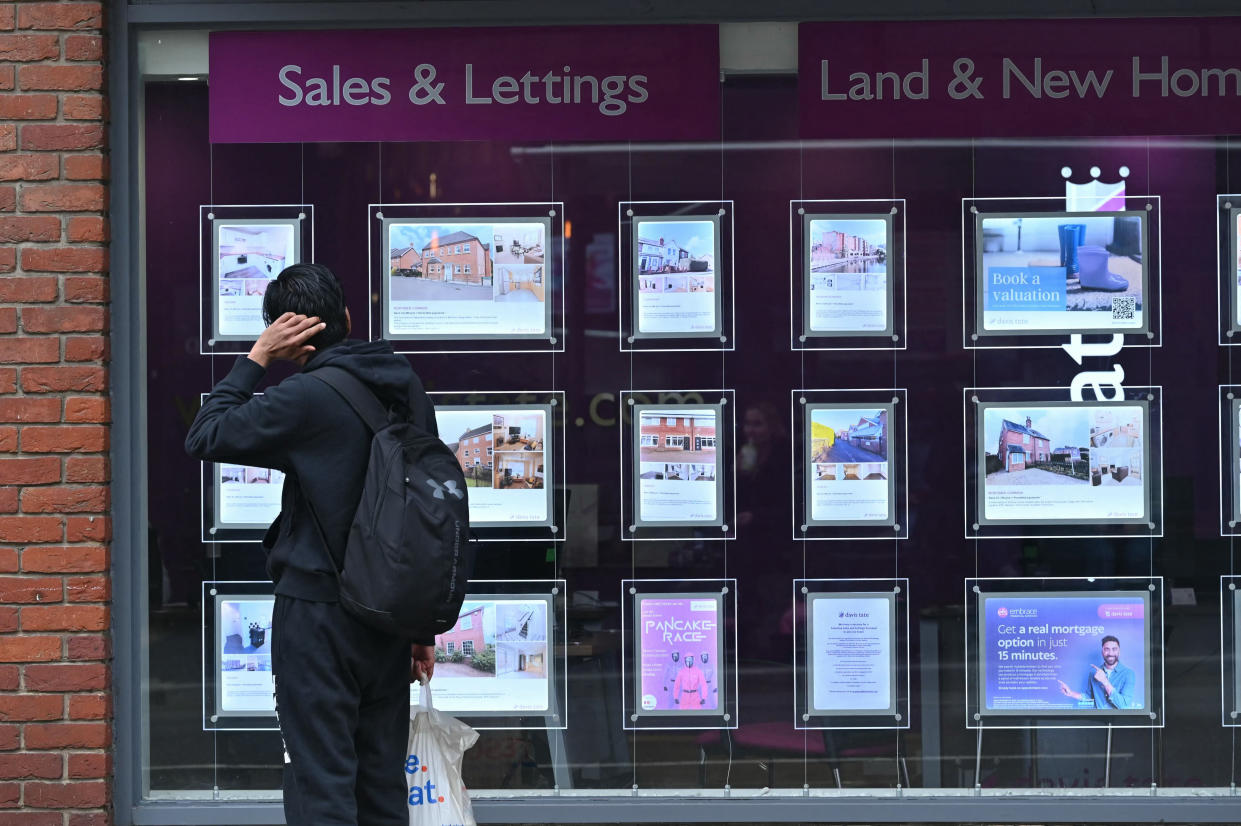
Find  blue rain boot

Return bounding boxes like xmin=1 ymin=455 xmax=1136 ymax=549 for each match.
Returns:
xmin=1058 ymin=223 xmax=1086 ymax=276
xmin=1077 ymin=245 xmax=1128 ymax=291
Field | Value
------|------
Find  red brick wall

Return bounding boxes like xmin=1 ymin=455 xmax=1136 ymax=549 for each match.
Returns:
xmin=0 ymin=1 xmax=110 ymax=822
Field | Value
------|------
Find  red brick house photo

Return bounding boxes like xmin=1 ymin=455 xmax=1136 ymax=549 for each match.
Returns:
xmin=996 ymin=416 xmax=1051 ymax=472
xmin=389 ymin=244 xmax=422 ymax=276
xmin=446 ymin=420 xmax=494 ymax=487
xmin=422 ymin=229 xmax=493 ymax=286
xmin=433 ymin=603 xmax=497 ymax=679
xmin=639 ymin=412 xmax=718 ymax=462
xmin=435 ymin=604 xmax=486 ymax=657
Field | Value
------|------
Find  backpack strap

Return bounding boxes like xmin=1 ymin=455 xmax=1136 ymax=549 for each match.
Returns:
xmin=300 ymin=366 xmax=388 ymax=578
xmin=307 ymin=366 xmax=390 ymax=433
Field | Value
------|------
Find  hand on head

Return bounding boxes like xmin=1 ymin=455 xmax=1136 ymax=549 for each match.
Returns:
xmin=248 ymin=313 xmax=325 ymax=368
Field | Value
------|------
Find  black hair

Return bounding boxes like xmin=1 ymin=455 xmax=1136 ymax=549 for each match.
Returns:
xmin=262 ymin=263 xmax=349 ymax=351
xmin=1101 ymin=635 xmax=1120 ymax=648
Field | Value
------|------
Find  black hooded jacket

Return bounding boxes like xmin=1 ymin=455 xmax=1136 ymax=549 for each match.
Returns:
xmin=185 ymin=340 xmax=437 ymax=603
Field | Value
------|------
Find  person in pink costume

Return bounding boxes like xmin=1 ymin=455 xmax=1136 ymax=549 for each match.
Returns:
xmin=673 ymin=654 xmax=707 ymax=707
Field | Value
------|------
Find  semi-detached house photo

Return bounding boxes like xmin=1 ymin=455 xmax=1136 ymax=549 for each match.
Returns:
xmin=983 ymin=408 xmax=1091 ymax=486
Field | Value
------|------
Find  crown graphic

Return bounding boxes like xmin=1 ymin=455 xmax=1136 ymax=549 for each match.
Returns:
xmin=1063 ymin=165 xmax=1128 ymax=212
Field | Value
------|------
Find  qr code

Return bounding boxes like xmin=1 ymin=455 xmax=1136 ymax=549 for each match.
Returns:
xmin=1111 ymin=296 xmax=1136 ymax=320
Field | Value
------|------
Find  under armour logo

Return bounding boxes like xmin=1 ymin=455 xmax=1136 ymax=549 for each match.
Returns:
xmin=425 ymin=479 xmax=464 ymax=500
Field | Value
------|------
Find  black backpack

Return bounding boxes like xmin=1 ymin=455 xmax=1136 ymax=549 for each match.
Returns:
xmin=306 ymin=366 xmax=474 ymax=639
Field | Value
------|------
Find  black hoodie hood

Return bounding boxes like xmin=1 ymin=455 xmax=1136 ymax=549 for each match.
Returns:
xmin=302 ymin=339 xmax=415 ymax=411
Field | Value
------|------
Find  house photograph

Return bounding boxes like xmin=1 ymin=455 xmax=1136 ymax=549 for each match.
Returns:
xmin=494 ymin=450 xmax=544 ymax=490
xmin=220 ymin=600 xmax=273 ymax=656
xmin=663 ymin=275 xmax=689 ymax=293
xmin=983 ymin=407 xmax=1091 ymax=485
xmin=388 ymin=222 xmax=495 ymax=302
xmin=688 ymin=275 xmax=714 ymax=293
xmin=808 ymin=218 xmax=887 ymax=274
xmin=217 ymin=223 xmax=296 ymax=281
xmin=493 ymin=411 xmax=545 ymax=451
xmin=436 ymin=410 xmax=496 ymax=487
xmin=639 ymin=411 xmax=718 ymax=463
xmin=493 ymin=410 xmax=545 ymax=489
xmin=220 ymin=465 xmax=282 ymax=486
xmin=491 ymin=223 xmax=546 ymax=268
xmin=496 ymin=264 xmax=545 ymax=303
xmin=1090 ymin=447 xmax=1143 ymax=486
xmin=496 ymin=601 xmax=548 ymax=642
xmin=815 ymin=463 xmax=838 ymax=480
xmin=1089 ymin=408 xmax=1143 ymax=449
xmin=496 ymin=642 xmax=547 ymax=679
xmin=434 ymin=601 xmax=497 ymax=679
xmin=810 ymin=407 xmax=888 ymax=464
xmin=839 ymin=462 xmax=887 ymax=481
xmin=636 ymin=219 xmax=716 ymax=276
xmin=389 ymin=245 xmax=422 ymax=277
xmin=662 ymin=462 xmax=716 ymax=482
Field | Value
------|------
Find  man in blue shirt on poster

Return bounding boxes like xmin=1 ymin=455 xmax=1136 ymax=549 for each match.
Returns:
xmin=1057 ymin=635 xmax=1138 ymax=710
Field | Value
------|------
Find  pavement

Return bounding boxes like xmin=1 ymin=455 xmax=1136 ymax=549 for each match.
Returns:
xmin=818 ymin=441 xmax=885 ymax=463
xmin=390 ymin=278 xmax=493 ymax=302
xmin=640 ymin=447 xmax=717 ymax=462
xmin=986 ymin=467 xmax=1089 ymax=486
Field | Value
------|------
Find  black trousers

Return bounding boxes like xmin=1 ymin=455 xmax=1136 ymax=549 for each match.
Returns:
xmin=272 ymin=595 xmax=411 ymax=825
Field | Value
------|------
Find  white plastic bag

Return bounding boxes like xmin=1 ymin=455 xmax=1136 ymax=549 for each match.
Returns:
xmin=406 ymin=682 xmax=479 ymax=826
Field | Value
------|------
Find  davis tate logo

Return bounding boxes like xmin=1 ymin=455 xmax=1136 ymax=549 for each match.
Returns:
xmin=405 ymin=753 xmax=444 ymax=807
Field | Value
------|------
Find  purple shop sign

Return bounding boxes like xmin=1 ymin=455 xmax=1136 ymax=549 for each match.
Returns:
xmin=209 ymin=26 xmax=720 ymax=144
xmin=800 ymin=18 xmax=1241 ymax=139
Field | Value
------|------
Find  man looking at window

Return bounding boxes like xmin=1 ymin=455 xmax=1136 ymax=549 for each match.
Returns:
xmin=186 ymin=263 xmax=437 ymax=825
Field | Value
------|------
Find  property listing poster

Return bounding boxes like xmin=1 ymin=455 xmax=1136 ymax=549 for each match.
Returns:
xmin=636 ymin=407 xmax=720 ymax=524
xmin=807 ymin=405 xmax=893 ymax=524
xmin=808 ymin=593 xmax=896 ymax=715
xmin=980 ymin=404 xmax=1147 ymax=523
xmin=217 ymin=596 xmax=275 ymax=715
xmin=419 ymin=596 xmax=552 ymax=715
xmin=637 ymin=594 xmax=722 ymax=715
xmin=1235 ymin=210 xmax=1241 ymax=328
xmin=214 ymin=221 xmax=298 ymax=339
xmin=805 ymin=216 xmax=890 ymax=334
xmin=1234 ymin=398 xmax=1241 ymax=525
xmin=216 ymin=464 xmax=285 ymax=528
xmin=633 ymin=217 xmax=719 ymax=336
xmin=434 ymin=407 xmax=550 ymax=527
xmin=980 ymin=592 xmax=1149 ymax=714
xmin=1234 ymin=588 xmax=1241 ymax=713
xmin=979 ymin=213 xmax=1145 ymax=334
xmin=386 ymin=219 xmax=550 ymax=338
